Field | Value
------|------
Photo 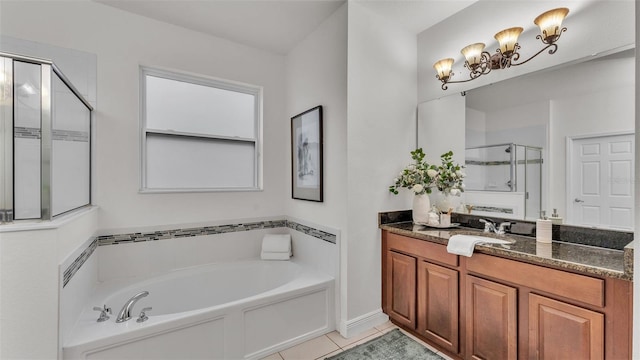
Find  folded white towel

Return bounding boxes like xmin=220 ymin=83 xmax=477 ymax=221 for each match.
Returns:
xmin=261 ymin=234 xmax=291 ymax=254
xmin=261 ymin=251 xmax=291 ymax=261
xmin=446 ymin=234 xmax=512 ymax=257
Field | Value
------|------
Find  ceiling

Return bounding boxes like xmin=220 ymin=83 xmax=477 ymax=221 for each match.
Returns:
xmin=94 ymin=0 xmax=477 ymax=55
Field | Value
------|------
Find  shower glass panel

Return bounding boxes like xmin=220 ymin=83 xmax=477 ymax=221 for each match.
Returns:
xmin=0 ymin=52 xmax=92 ymax=223
xmin=13 ymin=61 xmax=42 ymax=219
xmin=52 ymin=73 xmax=91 ymax=216
xmin=465 ymin=143 xmax=542 ymax=220
xmin=465 ymin=144 xmax=513 ymax=191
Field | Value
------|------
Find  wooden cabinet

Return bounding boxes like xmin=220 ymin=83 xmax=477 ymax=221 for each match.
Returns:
xmin=417 ymin=261 xmax=459 ymax=354
xmin=381 ymin=230 xmax=632 ymax=360
xmin=466 ymin=276 xmax=517 ymax=360
xmin=385 ymin=251 xmax=416 ymax=329
xmin=528 ymin=293 xmax=604 ymax=359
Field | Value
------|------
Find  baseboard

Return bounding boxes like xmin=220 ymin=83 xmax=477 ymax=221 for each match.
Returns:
xmin=339 ymin=309 xmax=389 ymax=338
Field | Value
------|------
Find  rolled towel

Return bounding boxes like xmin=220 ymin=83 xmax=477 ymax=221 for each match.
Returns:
xmin=261 ymin=252 xmax=291 ymax=261
xmin=261 ymin=234 xmax=292 ymax=260
xmin=261 ymin=234 xmax=291 ymax=254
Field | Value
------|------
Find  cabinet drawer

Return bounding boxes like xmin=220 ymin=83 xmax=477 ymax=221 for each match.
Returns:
xmin=387 ymin=232 xmax=458 ymax=267
xmin=467 ymin=254 xmax=604 ymax=307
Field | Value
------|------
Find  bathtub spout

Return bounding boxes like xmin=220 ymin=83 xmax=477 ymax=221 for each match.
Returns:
xmin=116 ymin=291 xmax=149 ymax=323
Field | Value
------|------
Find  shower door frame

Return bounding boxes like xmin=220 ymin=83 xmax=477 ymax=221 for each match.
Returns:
xmin=0 ymin=52 xmax=94 ymax=223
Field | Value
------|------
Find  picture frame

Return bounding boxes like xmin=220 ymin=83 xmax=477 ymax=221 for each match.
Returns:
xmin=291 ymin=106 xmax=323 ymax=202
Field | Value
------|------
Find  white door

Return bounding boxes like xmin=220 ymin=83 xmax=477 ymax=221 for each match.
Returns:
xmin=569 ymin=134 xmax=634 ymax=230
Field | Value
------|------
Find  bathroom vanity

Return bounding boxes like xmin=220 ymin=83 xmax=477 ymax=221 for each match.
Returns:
xmin=380 ymin=212 xmax=633 ymax=360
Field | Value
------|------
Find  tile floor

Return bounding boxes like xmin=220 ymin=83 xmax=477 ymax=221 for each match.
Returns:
xmin=260 ymin=321 xmax=455 ymax=360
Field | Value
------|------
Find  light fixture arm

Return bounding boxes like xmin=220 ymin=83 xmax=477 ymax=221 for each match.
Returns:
xmin=509 ymin=27 xmax=565 ymax=67
xmin=508 ymin=43 xmax=557 ymax=67
xmin=438 ymin=51 xmax=493 ymax=90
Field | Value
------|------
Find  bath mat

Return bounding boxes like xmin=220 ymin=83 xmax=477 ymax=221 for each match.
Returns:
xmin=325 ymin=328 xmax=444 ymax=360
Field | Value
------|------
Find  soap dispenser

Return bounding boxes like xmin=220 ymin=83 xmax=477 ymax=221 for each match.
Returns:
xmin=536 ymin=211 xmax=552 ymax=244
xmin=549 ymin=208 xmax=563 ymax=225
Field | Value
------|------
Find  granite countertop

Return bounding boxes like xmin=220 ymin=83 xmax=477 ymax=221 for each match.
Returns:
xmin=380 ymin=221 xmax=633 ymax=281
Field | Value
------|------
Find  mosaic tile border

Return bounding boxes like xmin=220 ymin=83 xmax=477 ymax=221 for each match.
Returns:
xmin=63 ymin=219 xmax=336 ymax=287
xmin=14 ymin=126 xmax=41 ymax=139
xmin=472 ymin=205 xmax=514 ymax=214
xmin=96 ymin=220 xmax=336 ymax=245
xmin=466 ymin=159 xmax=543 ymax=166
xmin=0 ymin=209 xmax=14 ymax=223
xmin=14 ymin=126 xmax=89 ymax=142
xmin=63 ymin=237 xmax=97 ymax=288
xmin=287 ymin=221 xmax=336 ymax=244
xmin=53 ymin=129 xmax=89 ymax=142
xmin=96 ymin=220 xmax=287 ymax=245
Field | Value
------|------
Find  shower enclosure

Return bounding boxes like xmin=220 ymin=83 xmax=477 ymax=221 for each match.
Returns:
xmin=0 ymin=52 xmax=93 ymax=223
xmin=465 ymin=143 xmax=542 ymax=220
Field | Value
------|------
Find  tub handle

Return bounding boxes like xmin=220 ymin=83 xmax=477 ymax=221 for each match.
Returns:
xmin=136 ymin=307 xmax=152 ymax=323
xmin=93 ymin=305 xmax=111 ymax=322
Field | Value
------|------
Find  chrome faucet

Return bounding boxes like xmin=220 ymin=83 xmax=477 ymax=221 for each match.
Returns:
xmin=479 ymin=218 xmax=497 ymax=233
xmin=116 ymin=291 xmax=149 ymax=323
xmin=479 ymin=219 xmax=512 ymax=235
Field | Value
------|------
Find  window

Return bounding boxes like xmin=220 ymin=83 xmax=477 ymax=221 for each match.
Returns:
xmin=140 ymin=66 xmax=262 ymax=192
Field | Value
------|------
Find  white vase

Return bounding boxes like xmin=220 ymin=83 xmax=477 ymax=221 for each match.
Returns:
xmin=412 ymin=193 xmax=431 ymax=224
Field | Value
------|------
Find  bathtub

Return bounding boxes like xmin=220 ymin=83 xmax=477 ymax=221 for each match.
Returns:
xmin=63 ymin=260 xmax=335 ymax=359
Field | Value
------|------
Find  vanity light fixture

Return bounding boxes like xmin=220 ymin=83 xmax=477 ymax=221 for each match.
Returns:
xmin=434 ymin=7 xmax=569 ymax=90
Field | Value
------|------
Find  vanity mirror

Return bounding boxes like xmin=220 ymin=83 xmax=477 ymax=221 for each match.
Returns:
xmin=418 ymin=47 xmax=635 ymax=230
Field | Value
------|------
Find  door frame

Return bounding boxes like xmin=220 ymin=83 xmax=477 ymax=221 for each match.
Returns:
xmin=565 ymin=131 xmax=634 ymax=226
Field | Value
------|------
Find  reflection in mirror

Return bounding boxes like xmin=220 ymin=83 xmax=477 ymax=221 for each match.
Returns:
xmin=418 ymin=48 xmax=635 ymax=230
xmin=465 ymin=143 xmax=542 ymax=220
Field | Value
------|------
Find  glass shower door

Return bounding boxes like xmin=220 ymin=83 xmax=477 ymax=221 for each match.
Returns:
xmin=13 ymin=60 xmax=43 ymax=220
xmin=51 ymin=72 xmax=91 ymax=216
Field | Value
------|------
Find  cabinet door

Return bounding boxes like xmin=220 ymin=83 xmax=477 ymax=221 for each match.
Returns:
xmin=466 ymin=275 xmax=517 ymax=360
xmin=385 ymin=251 xmax=417 ymax=328
xmin=528 ymin=293 xmax=604 ymax=359
xmin=417 ymin=261 xmax=459 ymax=354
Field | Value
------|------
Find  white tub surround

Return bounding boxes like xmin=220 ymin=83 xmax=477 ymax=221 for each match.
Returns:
xmin=59 ymin=217 xmax=340 ymax=359
xmin=63 ymin=261 xmax=334 ymax=359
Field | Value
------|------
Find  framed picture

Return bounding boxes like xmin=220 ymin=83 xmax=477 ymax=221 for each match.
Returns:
xmin=291 ymin=106 xmax=323 ymax=202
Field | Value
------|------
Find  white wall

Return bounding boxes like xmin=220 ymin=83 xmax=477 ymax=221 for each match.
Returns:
xmin=0 ymin=0 xmax=288 ymax=232
xmin=345 ymin=1 xmax=416 ymax=334
xmin=284 ymin=4 xmax=347 ymax=247
xmin=284 ymin=4 xmax=347 ymax=331
xmin=0 ymin=208 xmax=98 ymax=359
xmin=465 ymin=107 xmax=486 ymax=148
xmin=417 ymin=94 xmax=466 ymax=165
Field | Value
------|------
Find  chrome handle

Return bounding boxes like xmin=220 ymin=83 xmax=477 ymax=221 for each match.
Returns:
xmin=137 ymin=307 xmax=152 ymax=323
xmin=93 ymin=305 xmax=111 ymax=322
xmin=574 ymin=198 xmax=585 ymax=203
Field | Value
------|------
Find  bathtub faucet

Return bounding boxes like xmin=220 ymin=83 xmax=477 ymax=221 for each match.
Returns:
xmin=116 ymin=291 xmax=149 ymax=323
